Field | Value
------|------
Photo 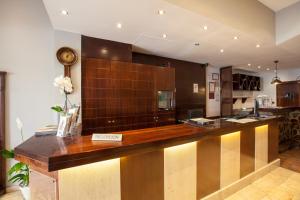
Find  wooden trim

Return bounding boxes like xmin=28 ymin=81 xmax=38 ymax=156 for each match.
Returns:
xmin=0 ymin=72 xmax=6 ymax=194
xmin=15 ymin=118 xmax=280 ymax=172
xmin=268 ymin=121 xmax=279 ymax=162
xmin=120 ymin=151 xmax=164 ymax=200
xmin=220 ymin=66 xmax=233 ymax=117
xmin=197 ymin=137 xmax=221 ymax=199
xmin=240 ymin=127 xmax=255 ymax=178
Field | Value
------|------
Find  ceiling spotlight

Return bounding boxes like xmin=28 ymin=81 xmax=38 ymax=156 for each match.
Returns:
xmin=61 ymin=10 xmax=69 ymax=16
xmin=116 ymin=23 xmax=122 ymax=29
xmin=257 ymin=66 xmax=261 ymax=69
xmin=158 ymin=10 xmax=165 ymax=15
xmin=266 ymin=68 xmax=270 ymax=71
xmin=194 ymin=42 xmax=200 ymax=46
xmin=220 ymin=49 xmax=224 ymax=53
xmin=162 ymin=34 xmax=167 ymax=38
xmin=203 ymin=26 xmax=208 ymax=30
xmin=248 ymin=63 xmax=251 ymax=66
xmin=234 ymin=36 xmax=239 ymax=40
xmin=256 ymin=44 xmax=261 ymax=48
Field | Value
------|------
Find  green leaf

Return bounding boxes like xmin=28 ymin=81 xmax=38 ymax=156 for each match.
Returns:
xmin=1 ymin=149 xmax=14 ymax=159
xmin=51 ymin=106 xmax=64 ymax=113
xmin=8 ymin=174 xmax=25 ymax=183
xmin=8 ymin=162 xmax=26 ymax=176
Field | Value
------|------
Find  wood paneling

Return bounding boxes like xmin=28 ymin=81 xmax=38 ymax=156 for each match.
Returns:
xmin=132 ymin=52 xmax=206 ymax=120
xmin=220 ymin=66 xmax=233 ymax=117
xmin=14 ymin=117 xmax=280 ymax=172
xmin=81 ymin=35 xmax=132 ymax=62
xmin=82 ymin=58 xmax=175 ymax=134
xmin=120 ymin=151 xmax=164 ymax=200
xmin=268 ymin=121 xmax=279 ymax=163
xmin=276 ymin=81 xmax=300 ymax=107
xmin=0 ymin=72 xmax=6 ymax=195
xmin=197 ymin=137 xmax=221 ymax=199
xmin=240 ymin=127 xmax=255 ymax=178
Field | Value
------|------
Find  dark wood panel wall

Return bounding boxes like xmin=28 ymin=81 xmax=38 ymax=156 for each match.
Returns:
xmin=132 ymin=52 xmax=206 ymax=120
xmin=81 ymin=36 xmax=176 ymax=134
xmin=82 ymin=35 xmax=132 ymax=62
xmin=220 ymin=66 xmax=233 ymax=117
xmin=82 ymin=58 xmax=175 ymax=134
xmin=81 ymin=36 xmax=206 ymax=133
xmin=0 ymin=72 xmax=6 ymax=195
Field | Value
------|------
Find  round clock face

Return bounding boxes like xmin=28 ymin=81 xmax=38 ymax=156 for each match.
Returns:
xmin=56 ymin=47 xmax=78 ymax=66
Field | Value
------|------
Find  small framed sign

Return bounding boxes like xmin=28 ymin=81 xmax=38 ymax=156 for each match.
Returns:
xmin=209 ymin=82 xmax=216 ymax=93
xmin=92 ymin=134 xmax=123 ymax=142
xmin=212 ymin=73 xmax=219 ymax=80
xmin=193 ymin=83 xmax=199 ymax=93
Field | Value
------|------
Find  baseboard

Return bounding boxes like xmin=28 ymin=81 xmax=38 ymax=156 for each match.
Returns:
xmin=201 ymin=159 xmax=280 ymax=200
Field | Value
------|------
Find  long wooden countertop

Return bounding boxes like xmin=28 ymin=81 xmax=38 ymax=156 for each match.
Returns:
xmin=15 ymin=117 xmax=280 ymax=172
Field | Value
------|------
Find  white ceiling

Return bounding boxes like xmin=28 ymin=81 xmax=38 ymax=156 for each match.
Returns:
xmin=258 ymin=0 xmax=300 ymax=11
xmin=43 ymin=0 xmax=300 ymax=72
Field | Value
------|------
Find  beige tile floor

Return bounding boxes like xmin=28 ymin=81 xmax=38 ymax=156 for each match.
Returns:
xmin=226 ymin=167 xmax=300 ymax=200
xmin=0 ymin=190 xmax=22 ymax=200
xmin=0 ymin=167 xmax=299 ymax=200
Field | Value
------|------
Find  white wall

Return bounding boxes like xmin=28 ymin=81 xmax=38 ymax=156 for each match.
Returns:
xmin=206 ymin=65 xmax=220 ymax=117
xmin=0 ymin=0 xmax=81 ymax=157
xmin=276 ymin=1 xmax=300 ymax=44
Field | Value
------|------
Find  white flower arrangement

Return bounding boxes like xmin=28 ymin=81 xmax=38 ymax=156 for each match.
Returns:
xmin=53 ymin=75 xmax=73 ymax=94
xmin=52 ymin=75 xmax=74 ymax=113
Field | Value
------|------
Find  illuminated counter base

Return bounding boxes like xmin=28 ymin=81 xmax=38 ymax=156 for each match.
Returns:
xmin=28 ymin=122 xmax=279 ymax=200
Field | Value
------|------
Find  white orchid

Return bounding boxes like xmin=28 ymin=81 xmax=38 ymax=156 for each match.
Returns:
xmin=16 ymin=117 xmax=23 ymax=131
xmin=53 ymin=75 xmax=73 ymax=94
xmin=16 ymin=117 xmax=24 ymax=141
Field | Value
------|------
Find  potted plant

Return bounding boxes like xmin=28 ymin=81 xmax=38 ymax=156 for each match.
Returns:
xmin=1 ymin=118 xmax=30 ymax=200
xmin=1 ymin=150 xmax=30 ymax=200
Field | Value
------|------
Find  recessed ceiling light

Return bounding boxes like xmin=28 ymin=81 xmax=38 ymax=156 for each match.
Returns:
xmin=101 ymin=48 xmax=108 ymax=55
xmin=220 ymin=49 xmax=224 ymax=53
xmin=248 ymin=63 xmax=251 ymax=66
xmin=162 ymin=34 xmax=167 ymax=38
xmin=116 ymin=23 xmax=122 ymax=29
xmin=234 ymin=36 xmax=239 ymax=40
xmin=158 ymin=10 xmax=165 ymax=15
xmin=203 ymin=26 xmax=208 ymax=30
xmin=256 ymin=44 xmax=260 ymax=48
xmin=257 ymin=66 xmax=261 ymax=69
xmin=266 ymin=68 xmax=270 ymax=71
xmin=61 ymin=10 xmax=69 ymax=16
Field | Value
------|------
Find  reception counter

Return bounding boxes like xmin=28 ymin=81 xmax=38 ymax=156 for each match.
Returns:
xmin=15 ymin=117 xmax=280 ymax=200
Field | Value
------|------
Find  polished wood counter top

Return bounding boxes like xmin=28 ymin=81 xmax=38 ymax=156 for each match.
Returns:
xmin=15 ymin=117 xmax=280 ymax=172
xmin=259 ymin=106 xmax=300 ymax=112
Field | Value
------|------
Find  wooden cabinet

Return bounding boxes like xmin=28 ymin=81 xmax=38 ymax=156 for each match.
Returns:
xmin=233 ymin=73 xmax=260 ymax=91
xmin=82 ymin=59 xmax=175 ymax=134
xmin=277 ymin=81 xmax=300 ymax=107
xmin=220 ymin=67 xmax=233 ymax=117
xmin=0 ymin=72 xmax=6 ymax=195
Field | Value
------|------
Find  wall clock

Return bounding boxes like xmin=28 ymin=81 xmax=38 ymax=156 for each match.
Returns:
xmin=56 ymin=47 xmax=78 ymax=78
